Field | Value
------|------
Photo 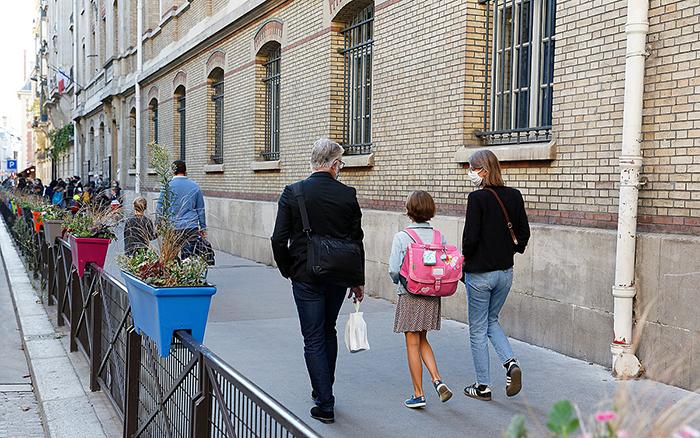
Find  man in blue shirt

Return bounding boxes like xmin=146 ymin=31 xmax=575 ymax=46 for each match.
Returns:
xmin=157 ymin=160 xmax=207 ymax=251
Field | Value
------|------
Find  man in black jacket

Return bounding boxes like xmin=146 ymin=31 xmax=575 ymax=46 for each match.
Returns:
xmin=271 ymin=138 xmax=364 ymax=424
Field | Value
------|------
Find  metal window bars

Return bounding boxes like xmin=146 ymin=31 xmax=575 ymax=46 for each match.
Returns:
xmin=262 ymin=47 xmax=281 ymax=161
xmin=211 ymin=80 xmax=224 ymax=164
xmin=0 ymin=202 xmax=323 ymax=438
xmin=152 ymin=102 xmax=159 ymax=145
xmin=178 ymin=95 xmax=186 ymax=161
xmin=476 ymin=0 xmax=556 ymax=145
xmin=341 ymin=4 xmax=373 ymax=156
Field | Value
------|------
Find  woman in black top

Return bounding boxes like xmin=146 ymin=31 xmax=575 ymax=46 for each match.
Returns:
xmin=461 ymin=150 xmax=530 ymax=401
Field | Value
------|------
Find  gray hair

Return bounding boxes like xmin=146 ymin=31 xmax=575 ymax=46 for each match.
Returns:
xmin=310 ymin=138 xmax=344 ymax=170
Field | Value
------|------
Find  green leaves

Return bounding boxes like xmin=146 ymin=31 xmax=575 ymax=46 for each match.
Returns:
xmin=48 ymin=124 xmax=73 ymax=161
xmin=547 ymin=400 xmax=580 ymax=438
xmin=506 ymin=414 xmax=527 ymax=438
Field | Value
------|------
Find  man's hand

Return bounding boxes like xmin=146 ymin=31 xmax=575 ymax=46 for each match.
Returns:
xmin=199 ymin=230 xmax=207 ymax=239
xmin=347 ymin=285 xmax=364 ymax=302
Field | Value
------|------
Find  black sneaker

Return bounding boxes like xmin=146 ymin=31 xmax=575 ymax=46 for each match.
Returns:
xmin=464 ymin=383 xmax=492 ymax=401
xmin=504 ymin=360 xmax=522 ymax=397
xmin=310 ymin=406 xmax=334 ymax=424
xmin=433 ymin=380 xmax=453 ymax=403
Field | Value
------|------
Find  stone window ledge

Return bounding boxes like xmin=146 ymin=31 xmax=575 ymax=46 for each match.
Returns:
xmin=453 ymin=140 xmax=556 ymax=164
xmin=204 ymin=164 xmax=225 ymax=173
xmin=343 ymin=153 xmax=375 ymax=168
xmin=128 ymin=168 xmax=136 ymax=175
xmin=250 ymin=160 xmax=281 ymax=172
xmin=147 ymin=167 xmax=157 ymax=175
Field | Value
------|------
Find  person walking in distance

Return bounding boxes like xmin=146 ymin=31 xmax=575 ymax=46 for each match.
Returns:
xmin=271 ymin=138 xmax=365 ymax=424
xmin=123 ymin=196 xmax=157 ymax=256
xmin=389 ymin=191 xmax=453 ymax=409
xmin=461 ymin=149 xmax=530 ymax=401
xmin=156 ymin=160 xmax=207 ymax=255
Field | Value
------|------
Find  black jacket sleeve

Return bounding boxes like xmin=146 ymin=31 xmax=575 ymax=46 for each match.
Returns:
xmin=514 ymin=190 xmax=530 ymax=254
xmin=349 ymin=187 xmax=365 ymax=286
xmin=271 ymin=186 xmax=293 ymax=278
xmin=462 ymin=191 xmax=482 ymax=261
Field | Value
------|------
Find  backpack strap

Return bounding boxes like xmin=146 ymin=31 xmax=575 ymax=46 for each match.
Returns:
xmin=290 ymin=181 xmax=312 ymax=238
xmin=402 ymin=228 xmax=423 ymax=244
xmin=432 ymin=229 xmax=442 ymax=245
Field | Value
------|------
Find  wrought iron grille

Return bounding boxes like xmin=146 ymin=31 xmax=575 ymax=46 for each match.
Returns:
xmin=152 ymin=102 xmax=159 ymax=144
xmin=477 ymin=0 xmax=556 ymax=145
xmin=341 ymin=4 xmax=373 ymax=155
xmin=211 ymin=80 xmax=224 ymax=164
xmin=262 ymin=47 xmax=281 ymax=161
xmin=178 ymin=95 xmax=186 ymax=161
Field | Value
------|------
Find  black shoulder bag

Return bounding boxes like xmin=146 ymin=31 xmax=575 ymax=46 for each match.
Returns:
xmin=291 ymin=182 xmax=364 ymax=287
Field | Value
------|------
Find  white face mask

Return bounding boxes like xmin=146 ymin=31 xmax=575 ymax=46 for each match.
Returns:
xmin=467 ymin=169 xmax=483 ymax=187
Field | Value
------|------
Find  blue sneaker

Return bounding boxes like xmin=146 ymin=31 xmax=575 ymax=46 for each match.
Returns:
xmin=404 ymin=395 xmax=426 ymax=409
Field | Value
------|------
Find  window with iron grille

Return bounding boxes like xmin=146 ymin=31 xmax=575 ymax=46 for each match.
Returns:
xmin=211 ymin=80 xmax=224 ymax=164
xmin=477 ymin=0 xmax=556 ymax=145
xmin=151 ymin=100 xmax=159 ymax=144
xmin=341 ymin=4 xmax=373 ymax=155
xmin=177 ymin=95 xmax=186 ymax=160
xmin=262 ymin=47 xmax=281 ymax=161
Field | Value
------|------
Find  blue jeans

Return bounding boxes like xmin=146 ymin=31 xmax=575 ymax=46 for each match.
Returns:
xmin=465 ymin=269 xmax=516 ymax=386
xmin=292 ymin=281 xmax=347 ymax=412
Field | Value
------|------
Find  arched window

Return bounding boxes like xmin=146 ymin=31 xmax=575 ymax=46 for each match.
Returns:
xmin=129 ymin=108 xmax=136 ymax=169
xmin=174 ymin=86 xmax=186 ymax=160
xmin=87 ymin=126 xmax=95 ymax=180
xmin=341 ymin=3 xmax=373 ymax=155
xmin=207 ymin=68 xmax=224 ymax=164
xmin=260 ymin=43 xmax=281 ymax=161
xmin=149 ymin=98 xmax=159 ymax=144
xmin=98 ymin=122 xmax=105 ymax=179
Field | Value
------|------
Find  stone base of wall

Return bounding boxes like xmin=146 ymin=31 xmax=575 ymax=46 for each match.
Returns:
xmin=124 ymin=190 xmax=700 ymax=390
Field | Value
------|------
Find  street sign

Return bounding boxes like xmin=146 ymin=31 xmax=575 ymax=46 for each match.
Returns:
xmin=6 ymin=160 xmax=17 ymax=171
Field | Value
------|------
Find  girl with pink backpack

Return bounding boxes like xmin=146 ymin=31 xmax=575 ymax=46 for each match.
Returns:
xmin=388 ymin=191 xmax=463 ymax=409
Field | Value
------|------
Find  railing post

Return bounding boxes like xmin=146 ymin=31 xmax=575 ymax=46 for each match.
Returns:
xmin=89 ymin=280 xmax=103 ymax=392
xmin=123 ymin=327 xmax=141 ymax=438
xmin=47 ymin=244 xmax=56 ymax=306
xmin=56 ymin=247 xmax=66 ymax=326
xmin=191 ymin=351 xmax=213 ymax=438
xmin=69 ymin=269 xmax=81 ymax=352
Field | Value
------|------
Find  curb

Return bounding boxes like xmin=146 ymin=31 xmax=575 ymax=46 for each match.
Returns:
xmin=0 ymin=220 xmax=114 ymax=438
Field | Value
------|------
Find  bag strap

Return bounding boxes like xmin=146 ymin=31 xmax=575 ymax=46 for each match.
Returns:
xmin=432 ymin=229 xmax=442 ymax=245
xmin=291 ymin=182 xmax=312 ymax=237
xmin=402 ymin=228 xmax=423 ymax=244
xmin=483 ymin=187 xmax=519 ymax=246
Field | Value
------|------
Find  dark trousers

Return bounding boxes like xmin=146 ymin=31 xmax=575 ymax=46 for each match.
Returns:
xmin=292 ymin=281 xmax=346 ymax=412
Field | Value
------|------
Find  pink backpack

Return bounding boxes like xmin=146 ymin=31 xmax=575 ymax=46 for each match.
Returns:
xmin=398 ymin=228 xmax=463 ymax=297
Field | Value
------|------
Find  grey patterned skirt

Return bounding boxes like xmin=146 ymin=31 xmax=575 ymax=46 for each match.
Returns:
xmin=393 ymin=293 xmax=442 ymax=333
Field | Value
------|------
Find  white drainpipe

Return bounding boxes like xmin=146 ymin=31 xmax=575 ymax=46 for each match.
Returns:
xmin=134 ymin=0 xmax=143 ymax=195
xmin=611 ymin=0 xmax=649 ymax=377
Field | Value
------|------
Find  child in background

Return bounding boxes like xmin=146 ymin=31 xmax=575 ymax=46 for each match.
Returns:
xmin=123 ymin=196 xmax=156 ymax=256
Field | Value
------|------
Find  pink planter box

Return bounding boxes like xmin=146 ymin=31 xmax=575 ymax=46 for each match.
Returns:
xmin=69 ymin=235 xmax=111 ymax=278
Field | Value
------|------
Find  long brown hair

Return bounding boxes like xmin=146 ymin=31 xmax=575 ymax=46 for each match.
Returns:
xmin=468 ymin=149 xmax=504 ymax=187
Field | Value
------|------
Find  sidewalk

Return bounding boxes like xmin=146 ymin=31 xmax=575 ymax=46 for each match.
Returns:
xmin=102 ymin=243 xmax=700 ymax=437
xmin=0 ymin=243 xmax=44 ymax=437
xmin=0 ymin=220 xmax=121 ymax=438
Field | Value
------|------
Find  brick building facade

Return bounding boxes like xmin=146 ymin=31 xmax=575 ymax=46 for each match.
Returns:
xmin=48 ymin=0 xmax=700 ymax=389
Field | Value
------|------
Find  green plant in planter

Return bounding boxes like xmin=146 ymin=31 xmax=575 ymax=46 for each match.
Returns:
xmin=63 ymin=205 xmax=120 ymax=240
xmin=42 ymin=205 xmax=66 ymax=221
xmin=117 ymin=141 xmax=208 ymax=286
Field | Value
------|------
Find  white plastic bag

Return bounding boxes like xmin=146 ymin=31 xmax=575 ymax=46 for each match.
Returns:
xmin=344 ymin=301 xmax=370 ymax=353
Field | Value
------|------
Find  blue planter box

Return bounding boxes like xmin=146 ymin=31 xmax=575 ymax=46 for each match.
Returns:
xmin=121 ymin=272 xmax=217 ymax=357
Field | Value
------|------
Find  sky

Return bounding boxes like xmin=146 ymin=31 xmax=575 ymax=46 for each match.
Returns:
xmin=0 ymin=2 xmax=35 ymax=136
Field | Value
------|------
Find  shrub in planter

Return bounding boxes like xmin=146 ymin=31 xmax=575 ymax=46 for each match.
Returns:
xmin=42 ymin=207 xmax=66 ymax=247
xmin=64 ymin=207 xmax=120 ymax=277
xmin=118 ymin=141 xmax=216 ymax=357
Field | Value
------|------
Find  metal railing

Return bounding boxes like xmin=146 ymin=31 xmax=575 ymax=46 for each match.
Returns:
xmin=1 ymin=202 xmax=320 ymax=438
